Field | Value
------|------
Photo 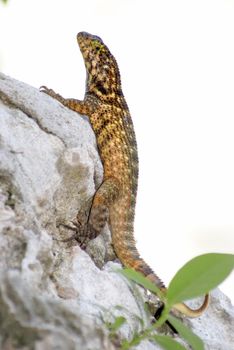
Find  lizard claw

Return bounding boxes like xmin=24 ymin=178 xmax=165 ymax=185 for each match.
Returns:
xmin=40 ymin=85 xmax=49 ymax=92
xmin=56 ymin=220 xmax=91 ymax=249
xmin=40 ymin=86 xmax=56 ymax=97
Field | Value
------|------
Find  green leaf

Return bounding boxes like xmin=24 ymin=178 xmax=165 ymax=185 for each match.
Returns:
xmin=168 ymin=315 xmax=204 ymax=350
xmin=152 ymin=335 xmax=187 ymax=350
xmin=108 ymin=316 xmax=126 ymax=333
xmin=119 ymin=268 xmax=163 ymax=299
xmin=120 ymin=334 xmax=142 ymax=350
xmin=167 ymin=253 xmax=234 ymax=305
xmin=120 ymin=340 xmax=131 ymax=350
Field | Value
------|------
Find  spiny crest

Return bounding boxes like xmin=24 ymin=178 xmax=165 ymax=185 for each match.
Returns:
xmin=77 ymin=31 xmax=122 ymax=102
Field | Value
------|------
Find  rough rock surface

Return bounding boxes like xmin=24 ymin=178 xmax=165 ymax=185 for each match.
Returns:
xmin=0 ymin=73 xmax=233 ymax=350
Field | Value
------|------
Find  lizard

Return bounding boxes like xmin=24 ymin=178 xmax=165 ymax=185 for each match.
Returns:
xmin=40 ymin=31 xmax=209 ymax=318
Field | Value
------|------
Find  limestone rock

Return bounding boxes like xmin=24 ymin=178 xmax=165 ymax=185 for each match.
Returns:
xmin=0 ymin=73 xmax=233 ymax=350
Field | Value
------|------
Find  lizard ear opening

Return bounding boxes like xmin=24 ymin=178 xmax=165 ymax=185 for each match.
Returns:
xmin=95 ymin=82 xmax=108 ymax=95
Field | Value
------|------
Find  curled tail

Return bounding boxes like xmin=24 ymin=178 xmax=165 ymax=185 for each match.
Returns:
xmin=132 ymin=257 xmax=210 ymax=318
xmin=173 ymin=293 xmax=209 ymax=317
xmin=113 ymin=237 xmax=209 ymax=317
xmin=130 ymin=256 xmax=209 ymax=317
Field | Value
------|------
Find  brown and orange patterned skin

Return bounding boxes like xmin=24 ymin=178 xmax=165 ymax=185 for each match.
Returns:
xmin=41 ymin=32 xmax=209 ymax=317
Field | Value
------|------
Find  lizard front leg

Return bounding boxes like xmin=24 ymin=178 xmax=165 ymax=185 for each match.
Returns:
xmin=40 ymin=86 xmax=90 ymax=115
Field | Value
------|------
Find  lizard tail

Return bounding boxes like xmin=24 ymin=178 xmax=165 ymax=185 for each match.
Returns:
xmin=130 ymin=258 xmax=209 ymax=317
xmin=111 ymin=205 xmax=209 ymax=318
xmin=173 ymin=293 xmax=210 ymax=317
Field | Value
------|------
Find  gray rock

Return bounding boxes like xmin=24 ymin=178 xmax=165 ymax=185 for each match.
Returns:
xmin=0 ymin=73 xmax=233 ymax=350
xmin=186 ymin=289 xmax=234 ymax=350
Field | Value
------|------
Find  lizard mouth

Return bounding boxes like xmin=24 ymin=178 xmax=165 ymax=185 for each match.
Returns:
xmin=77 ymin=32 xmax=103 ymax=45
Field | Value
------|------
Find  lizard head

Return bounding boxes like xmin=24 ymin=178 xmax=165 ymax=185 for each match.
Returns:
xmin=77 ymin=32 xmax=122 ymax=102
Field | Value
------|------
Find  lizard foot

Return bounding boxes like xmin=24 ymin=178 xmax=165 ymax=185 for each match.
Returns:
xmin=40 ymin=86 xmax=58 ymax=98
xmin=55 ymin=202 xmax=109 ymax=249
xmin=56 ymin=219 xmax=91 ymax=249
xmin=55 ymin=202 xmax=99 ymax=249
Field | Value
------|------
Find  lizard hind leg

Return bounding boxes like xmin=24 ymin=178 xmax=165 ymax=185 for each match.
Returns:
xmin=86 ymin=204 xmax=109 ymax=238
xmin=78 ymin=177 xmax=120 ymax=243
xmin=68 ymin=203 xmax=109 ymax=249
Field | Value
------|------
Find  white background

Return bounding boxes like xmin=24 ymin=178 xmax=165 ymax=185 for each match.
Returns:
xmin=0 ymin=0 xmax=233 ymax=303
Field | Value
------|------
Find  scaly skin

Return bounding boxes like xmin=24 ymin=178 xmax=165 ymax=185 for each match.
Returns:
xmin=41 ymin=31 xmax=209 ymax=317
